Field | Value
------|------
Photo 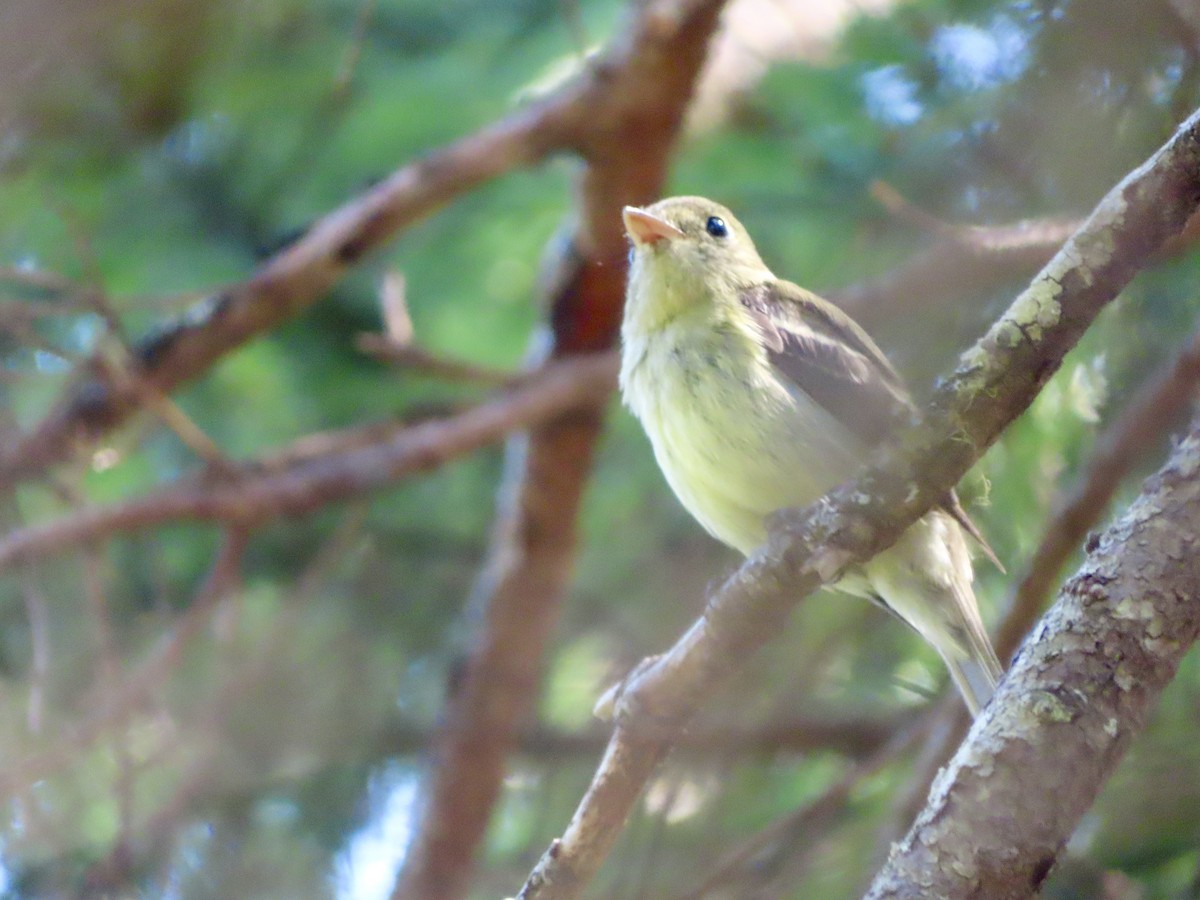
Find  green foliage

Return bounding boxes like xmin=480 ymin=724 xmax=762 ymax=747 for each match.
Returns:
xmin=2 ymin=0 xmax=1200 ymax=896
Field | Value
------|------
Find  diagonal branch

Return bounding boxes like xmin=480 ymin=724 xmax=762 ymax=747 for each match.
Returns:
xmin=0 ymin=101 xmax=571 ymax=486
xmin=877 ymin=326 xmax=1200 ymax=862
xmin=832 ymin=197 xmax=1200 ymax=329
xmin=0 ymin=0 xmax=723 ymax=490
xmin=0 ymin=353 xmax=617 ymax=571
xmin=865 ymin=419 xmax=1200 ymax=898
xmin=516 ymin=109 xmax=1200 ymax=899
xmin=831 ymin=216 xmax=1081 ymax=325
xmin=995 ymin=326 xmax=1200 ymax=660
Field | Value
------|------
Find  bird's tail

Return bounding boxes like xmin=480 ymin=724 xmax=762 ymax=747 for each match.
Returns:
xmin=941 ymin=639 xmax=1003 ymax=717
xmin=938 ymin=572 xmax=1005 ymax=716
xmin=863 ymin=511 xmax=1006 ymax=717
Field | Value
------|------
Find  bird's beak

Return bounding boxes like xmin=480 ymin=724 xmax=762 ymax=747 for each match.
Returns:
xmin=622 ymin=206 xmax=685 ymax=246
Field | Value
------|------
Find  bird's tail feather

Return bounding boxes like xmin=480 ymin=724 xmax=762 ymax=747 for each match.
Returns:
xmin=941 ymin=592 xmax=1004 ymax=716
xmin=943 ymin=650 xmax=1001 ymax=717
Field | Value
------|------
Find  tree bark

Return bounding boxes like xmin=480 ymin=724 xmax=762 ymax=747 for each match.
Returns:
xmin=865 ymin=420 xmax=1200 ymax=899
xmin=517 ymin=106 xmax=1200 ymax=900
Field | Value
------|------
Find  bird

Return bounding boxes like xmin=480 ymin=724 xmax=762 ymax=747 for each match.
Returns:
xmin=618 ymin=195 xmax=1004 ymax=715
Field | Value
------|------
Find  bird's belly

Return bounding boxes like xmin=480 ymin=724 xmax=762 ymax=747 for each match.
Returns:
xmin=627 ymin=337 xmax=860 ymax=555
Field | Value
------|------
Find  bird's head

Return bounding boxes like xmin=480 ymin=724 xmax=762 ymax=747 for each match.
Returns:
xmin=621 ymin=196 xmax=771 ymax=332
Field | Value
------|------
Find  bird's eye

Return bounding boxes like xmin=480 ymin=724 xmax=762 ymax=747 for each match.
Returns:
xmin=705 ymin=216 xmax=728 ymax=238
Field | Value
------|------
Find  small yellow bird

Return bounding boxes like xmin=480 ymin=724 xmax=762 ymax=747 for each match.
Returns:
xmin=619 ymin=196 xmax=1003 ymax=715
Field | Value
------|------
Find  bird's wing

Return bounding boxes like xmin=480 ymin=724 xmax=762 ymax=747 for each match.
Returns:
xmin=739 ymin=280 xmax=1004 ymax=571
xmin=738 ymin=280 xmax=912 ymax=445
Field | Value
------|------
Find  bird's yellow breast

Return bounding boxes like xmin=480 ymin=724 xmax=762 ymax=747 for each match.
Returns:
xmin=620 ymin=311 xmax=860 ymax=555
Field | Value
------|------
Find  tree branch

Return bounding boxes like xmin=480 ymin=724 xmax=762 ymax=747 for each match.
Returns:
xmin=877 ymin=328 xmax=1200 ymax=863
xmin=391 ymin=1 xmax=729 ymax=897
xmin=0 ymin=95 xmax=571 ymax=485
xmin=995 ymin=326 xmax=1200 ymax=660
xmin=0 ymin=0 xmax=724 ymax=489
xmin=832 ymin=196 xmax=1200 ymax=330
xmin=516 ymin=109 xmax=1200 ymax=899
xmin=0 ymin=353 xmax=617 ymax=571
xmin=865 ymin=418 xmax=1200 ymax=898
xmin=374 ymin=708 xmax=903 ymax=762
xmin=831 ymin=216 xmax=1080 ymax=325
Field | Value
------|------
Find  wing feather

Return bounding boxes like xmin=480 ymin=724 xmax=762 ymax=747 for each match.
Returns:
xmin=739 ymin=280 xmax=1002 ymax=570
xmin=739 ymin=281 xmax=911 ymax=445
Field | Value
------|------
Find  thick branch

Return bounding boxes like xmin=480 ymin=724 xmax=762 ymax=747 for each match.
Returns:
xmin=517 ymin=109 xmax=1200 ymax=899
xmin=877 ymin=326 xmax=1200 ymax=862
xmin=865 ymin=421 xmax=1200 ymax=898
xmin=0 ymin=354 xmax=617 ymax=570
xmin=391 ymin=1 xmax=729 ymax=898
xmin=995 ymin=327 xmax=1200 ymax=660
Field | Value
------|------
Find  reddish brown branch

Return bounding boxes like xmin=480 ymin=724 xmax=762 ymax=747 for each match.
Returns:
xmin=356 ymin=334 xmax=519 ymax=386
xmin=391 ymin=0 xmax=729 ymax=896
xmin=0 ymin=42 xmax=585 ymax=488
xmin=0 ymin=354 xmax=617 ymax=571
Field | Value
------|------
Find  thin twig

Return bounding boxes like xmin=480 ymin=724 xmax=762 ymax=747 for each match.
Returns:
xmin=869 ymin=180 xmax=965 ymax=240
xmin=334 ymin=0 xmax=379 ymax=94
xmin=95 ymin=354 xmax=237 ymax=475
xmin=0 ymin=530 xmax=249 ymax=803
xmin=356 ymin=334 xmax=521 ymax=386
xmin=56 ymin=208 xmax=239 ymax=475
xmin=0 ymin=265 xmax=88 ymax=295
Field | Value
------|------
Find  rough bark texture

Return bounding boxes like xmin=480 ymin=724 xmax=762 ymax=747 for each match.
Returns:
xmin=865 ymin=423 xmax=1200 ymax=899
xmin=995 ymin=327 xmax=1200 ymax=660
xmin=517 ymin=108 xmax=1200 ymax=900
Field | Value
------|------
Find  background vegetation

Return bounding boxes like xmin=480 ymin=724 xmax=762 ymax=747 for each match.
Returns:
xmin=1 ymin=0 xmax=1199 ymax=896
